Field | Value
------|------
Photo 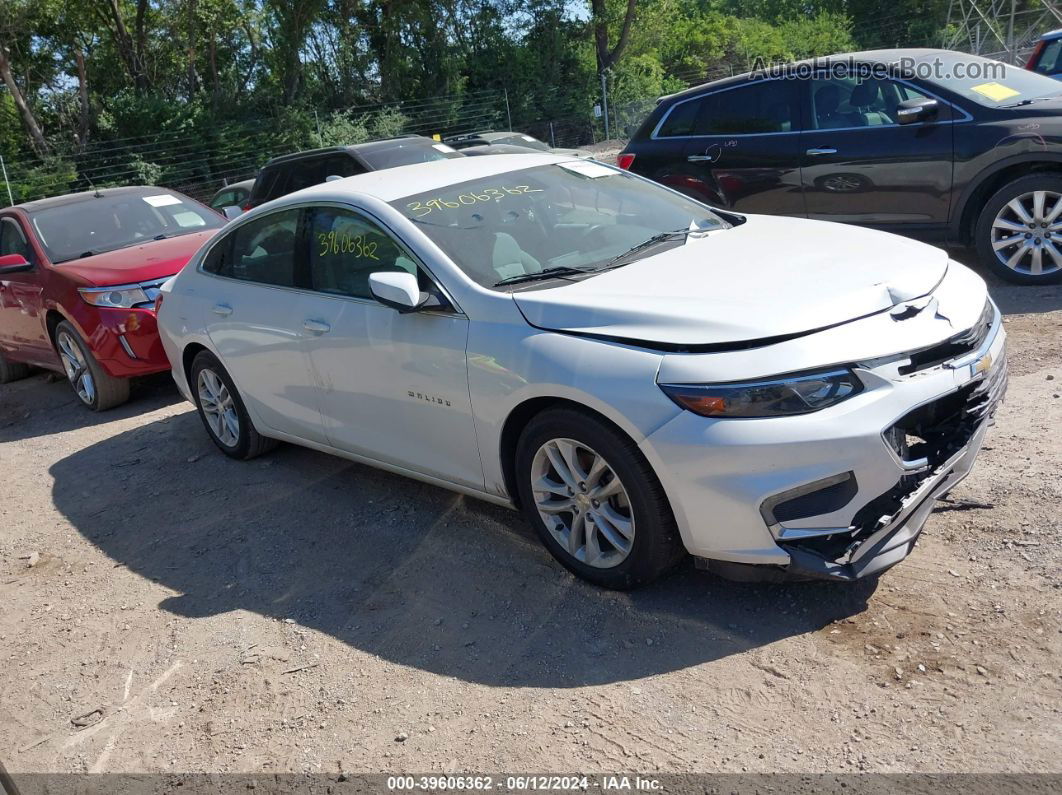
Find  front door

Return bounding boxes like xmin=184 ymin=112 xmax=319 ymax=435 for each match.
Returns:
xmin=660 ymin=78 xmax=806 ymax=215
xmin=200 ymin=207 xmax=328 ymax=444
xmin=799 ymin=74 xmax=955 ymax=230
xmin=0 ymin=215 xmax=51 ymax=366
xmin=297 ymin=205 xmax=482 ymax=489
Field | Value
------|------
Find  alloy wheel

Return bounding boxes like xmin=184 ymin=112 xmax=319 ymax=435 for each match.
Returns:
xmin=990 ymin=190 xmax=1062 ymax=276
xmin=530 ymin=437 xmax=635 ymax=569
xmin=197 ymin=368 xmax=240 ymax=447
xmin=56 ymin=330 xmax=96 ymax=406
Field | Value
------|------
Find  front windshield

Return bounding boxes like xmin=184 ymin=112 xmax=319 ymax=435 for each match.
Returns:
xmin=31 ymin=190 xmax=222 ymax=264
xmin=390 ymin=162 xmax=727 ymax=288
xmin=921 ymin=53 xmax=1062 ymax=106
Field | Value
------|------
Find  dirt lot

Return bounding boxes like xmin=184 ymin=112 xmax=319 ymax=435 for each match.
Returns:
xmin=1 ymin=254 xmax=1060 ymax=778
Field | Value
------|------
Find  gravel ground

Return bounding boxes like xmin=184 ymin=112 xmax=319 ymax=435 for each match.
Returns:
xmin=1 ymin=252 xmax=1060 ymax=777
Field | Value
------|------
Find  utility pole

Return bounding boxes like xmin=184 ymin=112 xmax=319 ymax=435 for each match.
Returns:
xmin=0 ymin=155 xmax=13 ymax=206
xmin=600 ymin=72 xmax=610 ymax=141
xmin=1007 ymin=0 xmax=1016 ymax=63
xmin=504 ymin=88 xmax=512 ymax=131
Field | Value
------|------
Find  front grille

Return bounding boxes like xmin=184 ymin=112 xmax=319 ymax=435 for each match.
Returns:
xmin=898 ymin=299 xmax=994 ymax=375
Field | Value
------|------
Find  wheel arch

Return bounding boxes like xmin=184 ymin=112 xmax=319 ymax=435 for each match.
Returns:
xmin=954 ymin=154 xmax=1062 ymax=244
xmin=181 ymin=341 xmax=210 ymax=387
xmin=498 ymin=396 xmax=646 ymax=510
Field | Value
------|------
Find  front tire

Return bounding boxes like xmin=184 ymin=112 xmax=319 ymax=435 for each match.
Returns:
xmin=515 ymin=407 xmax=685 ymax=589
xmin=190 ymin=350 xmax=276 ymax=460
xmin=54 ymin=321 xmax=130 ymax=410
xmin=975 ymin=175 xmax=1062 ymax=285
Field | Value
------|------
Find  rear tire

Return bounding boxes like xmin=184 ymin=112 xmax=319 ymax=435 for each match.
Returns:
xmin=515 ymin=407 xmax=685 ymax=589
xmin=0 ymin=351 xmax=30 ymax=384
xmin=54 ymin=321 xmax=130 ymax=410
xmin=975 ymin=174 xmax=1062 ymax=285
xmin=190 ymin=350 xmax=276 ymax=460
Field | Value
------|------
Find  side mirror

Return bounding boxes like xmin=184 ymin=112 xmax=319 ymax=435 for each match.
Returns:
xmin=222 ymin=206 xmax=244 ymax=220
xmin=0 ymin=254 xmax=32 ymax=274
xmin=897 ymin=97 xmax=939 ymax=125
xmin=369 ymin=271 xmax=428 ymax=313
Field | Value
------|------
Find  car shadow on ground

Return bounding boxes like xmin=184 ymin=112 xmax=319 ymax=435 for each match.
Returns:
xmin=50 ymin=409 xmax=879 ymax=688
xmin=0 ymin=371 xmax=182 ymax=443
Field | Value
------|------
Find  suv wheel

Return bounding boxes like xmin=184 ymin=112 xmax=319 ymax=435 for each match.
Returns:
xmin=514 ymin=407 xmax=686 ymax=589
xmin=976 ymin=175 xmax=1062 ymax=284
xmin=54 ymin=321 xmax=130 ymax=410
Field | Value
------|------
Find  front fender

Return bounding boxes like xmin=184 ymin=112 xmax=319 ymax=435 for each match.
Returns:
xmin=467 ymin=321 xmax=677 ymax=500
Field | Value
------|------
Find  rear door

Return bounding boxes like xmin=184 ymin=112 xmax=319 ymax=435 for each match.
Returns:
xmin=799 ymin=74 xmax=955 ymax=230
xmin=0 ymin=215 xmax=51 ymax=365
xmin=652 ymin=79 xmax=806 ymax=215
xmin=200 ymin=207 xmax=328 ymax=443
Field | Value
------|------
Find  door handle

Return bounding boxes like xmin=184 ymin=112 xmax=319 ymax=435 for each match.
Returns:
xmin=686 ymin=155 xmax=714 ymax=162
xmin=806 ymin=147 xmax=837 ymax=156
xmin=212 ymin=303 xmax=233 ymax=317
xmin=303 ymin=319 xmax=331 ymax=335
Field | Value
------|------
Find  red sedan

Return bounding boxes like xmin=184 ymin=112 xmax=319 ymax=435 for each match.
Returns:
xmin=0 ymin=186 xmax=224 ymax=410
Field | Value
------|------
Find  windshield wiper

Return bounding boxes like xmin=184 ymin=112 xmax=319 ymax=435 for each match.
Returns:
xmin=494 ymin=266 xmax=596 ymax=287
xmin=1002 ymin=94 xmax=1060 ymax=108
xmin=602 ymin=227 xmax=691 ymax=270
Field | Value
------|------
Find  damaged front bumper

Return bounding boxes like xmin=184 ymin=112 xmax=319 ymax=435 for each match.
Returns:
xmin=644 ymin=292 xmax=1008 ymax=583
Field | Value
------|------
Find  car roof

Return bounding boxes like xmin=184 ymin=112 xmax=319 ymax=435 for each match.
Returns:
xmin=212 ymin=178 xmax=255 ymax=195
xmin=1039 ymin=28 xmax=1062 ymax=41
xmin=658 ymin=48 xmax=973 ymax=103
xmin=261 ymin=136 xmax=436 ymax=168
xmin=13 ymin=185 xmax=180 ymax=213
xmin=284 ymin=152 xmax=568 ymax=203
xmin=461 ymin=143 xmax=544 ymax=155
xmin=445 ymin=131 xmax=507 ymax=142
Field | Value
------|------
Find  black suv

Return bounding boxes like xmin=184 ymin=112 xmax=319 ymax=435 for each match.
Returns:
xmin=247 ymin=137 xmax=463 ymax=210
xmin=620 ymin=49 xmax=1062 ymax=284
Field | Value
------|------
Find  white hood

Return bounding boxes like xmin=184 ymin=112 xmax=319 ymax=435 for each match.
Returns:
xmin=512 ymin=215 xmax=950 ymax=348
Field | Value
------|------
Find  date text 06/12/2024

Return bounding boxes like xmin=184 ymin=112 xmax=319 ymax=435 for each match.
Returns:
xmin=386 ymin=775 xmax=664 ymax=791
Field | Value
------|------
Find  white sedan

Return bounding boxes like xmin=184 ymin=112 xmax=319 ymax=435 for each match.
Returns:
xmin=156 ymin=154 xmax=1006 ymax=589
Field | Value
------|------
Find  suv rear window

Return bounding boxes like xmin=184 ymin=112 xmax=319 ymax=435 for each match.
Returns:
xmin=357 ymin=141 xmax=460 ymax=169
xmin=251 ymin=153 xmax=367 ymax=205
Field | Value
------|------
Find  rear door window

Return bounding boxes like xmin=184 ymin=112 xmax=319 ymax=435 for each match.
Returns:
xmin=658 ymin=81 xmax=796 ymax=136
xmin=211 ymin=208 xmax=302 ymax=287
xmin=694 ymin=81 xmax=796 ymax=134
xmin=0 ymin=217 xmax=34 ymax=263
